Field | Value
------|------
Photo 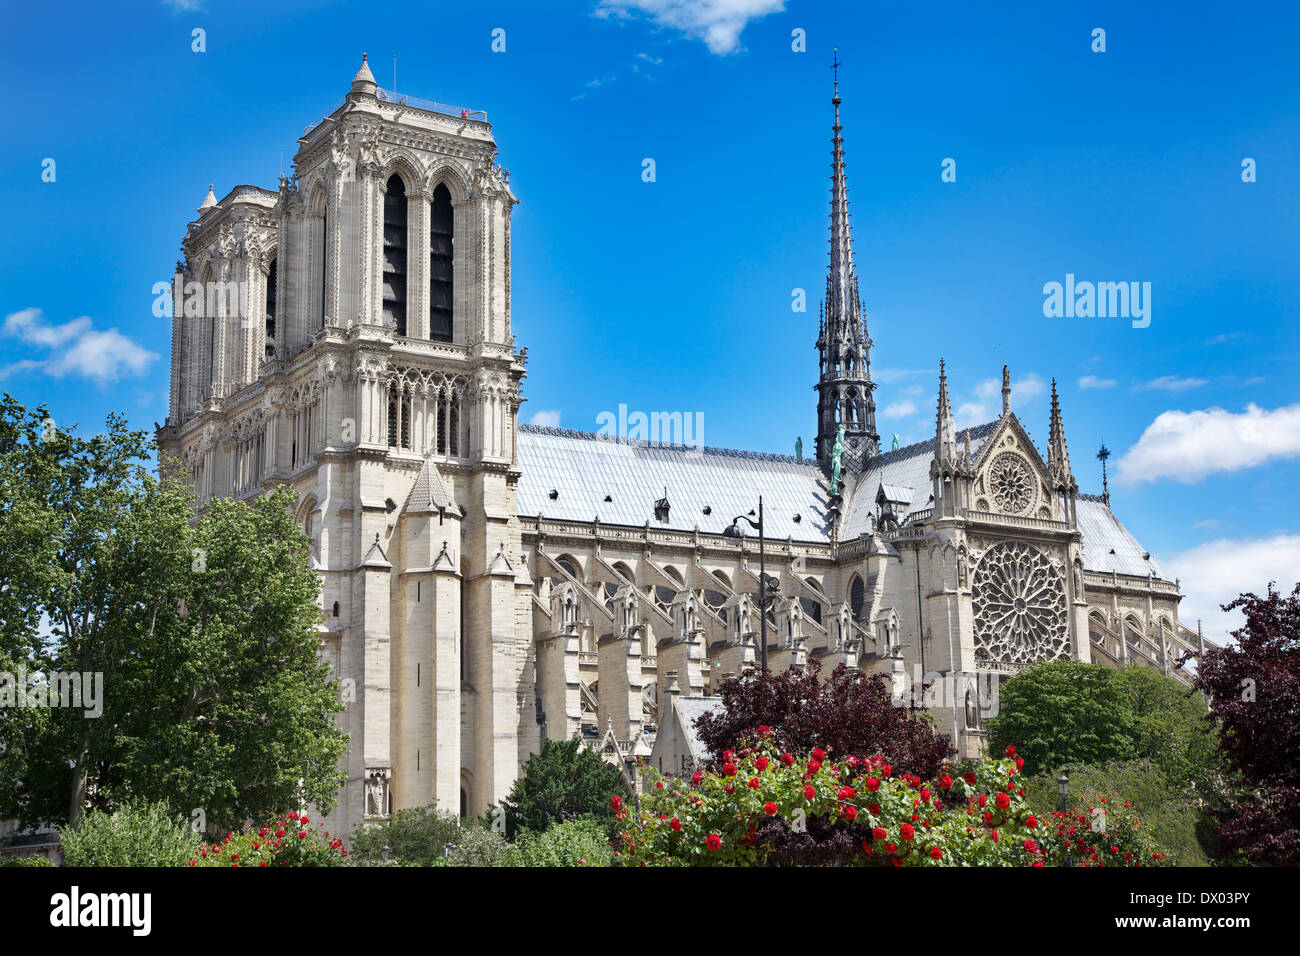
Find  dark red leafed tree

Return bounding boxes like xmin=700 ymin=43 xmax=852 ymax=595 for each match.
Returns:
xmin=695 ymin=662 xmax=955 ymax=778
xmin=1192 ymin=583 xmax=1300 ymax=865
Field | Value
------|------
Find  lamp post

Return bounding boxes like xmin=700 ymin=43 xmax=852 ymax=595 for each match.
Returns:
xmin=1057 ymin=770 xmax=1071 ymax=868
xmin=723 ymin=495 xmax=774 ymax=673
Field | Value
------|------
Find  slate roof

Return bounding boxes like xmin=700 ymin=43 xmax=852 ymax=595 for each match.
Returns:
xmin=517 ymin=426 xmax=831 ymax=542
xmin=1077 ymin=493 xmax=1164 ymax=577
xmin=674 ymin=695 xmax=724 ymax=762
xmin=515 ymin=424 xmax=1164 ymax=580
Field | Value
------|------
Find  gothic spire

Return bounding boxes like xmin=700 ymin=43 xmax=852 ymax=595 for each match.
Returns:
xmin=1048 ymin=378 xmax=1074 ymax=483
xmin=936 ymin=358 xmax=956 ymax=461
xmin=816 ymin=50 xmax=878 ymax=473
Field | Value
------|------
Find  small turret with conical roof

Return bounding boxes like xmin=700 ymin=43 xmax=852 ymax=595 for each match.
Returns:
xmin=351 ymin=52 xmax=378 ymax=96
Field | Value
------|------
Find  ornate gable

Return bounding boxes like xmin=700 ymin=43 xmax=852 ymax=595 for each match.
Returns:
xmin=971 ymin=415 xmax=1054 ymax=520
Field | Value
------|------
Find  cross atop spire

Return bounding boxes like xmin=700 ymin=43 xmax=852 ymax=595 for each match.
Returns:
xmin=815 ymin=51 xmax=878 ymax=473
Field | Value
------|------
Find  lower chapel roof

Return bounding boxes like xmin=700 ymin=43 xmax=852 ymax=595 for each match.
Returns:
xmin=514 ymin=425 xmax=1165 ymax=580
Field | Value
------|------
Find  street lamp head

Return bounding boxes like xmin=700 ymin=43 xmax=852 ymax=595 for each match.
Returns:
xmin=722 ymin=522 xmax=741 ymax=537
xmin=1057 ymin=771 xmax=1070 ymax=797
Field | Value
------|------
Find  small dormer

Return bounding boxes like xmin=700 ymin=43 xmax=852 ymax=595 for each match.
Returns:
xmin=653 ymin=488 xmax=670 ymax=524
xmin=670 ymin=589 xmax=701 ymax=639
xmin=722 ymin=592 xmax=755 ymax=639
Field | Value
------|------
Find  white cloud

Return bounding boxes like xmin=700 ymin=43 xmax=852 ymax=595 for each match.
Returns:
xmin=595 ymin=0 xmax=786 ymax=54
xmin=1162 ymin=534 xmax=1300 ymax=645
xmin=161 ymin=0 xmax=202 ymax=11
xmin=529 ymin=409 xmax=563 ymax=428
xmin=883 ymin=400 xmax=917 ymax=419
xmin=1078 ymin=374 xmax=1116 ymax=389
xmin=1117 ymin=403 xmax=1300 ymax=484
xmin=0 ymin=308 xmax=158 ymax=385
xmin=1137 ymin=375 xmax=1207 ymax=392
xmin=954 ymin=372 xmax=1046 ymax=431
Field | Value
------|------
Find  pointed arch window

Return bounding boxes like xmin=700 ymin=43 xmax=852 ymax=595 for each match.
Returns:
xmin=319 ymin=206 xmax=328 ymax=329
xmin=383 ymin=174 xmax=409 ymax=336
xmin=264 ymin=255 xmax=277 ymax=359
xmin=429 ymin=182 xmax=454 ymax=342
xmin=387 ymin=383 xmax=412 ymax=450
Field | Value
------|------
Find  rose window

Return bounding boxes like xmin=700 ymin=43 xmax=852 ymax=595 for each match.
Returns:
xmin=972 ymin=541 xmax=1069 ymax=667
xmin=988 ymin=453 xmax=1034 ymax=515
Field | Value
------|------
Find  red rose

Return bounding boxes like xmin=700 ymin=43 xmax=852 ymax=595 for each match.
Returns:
xmin=1005 ymin=745 xmax=1016 ymax=757
xmin=1025 ymin=815 xmax=1038 ymax=829
xmin=920 ymin=788 xmax=931 ymax=803
xmin=995 ymin=792 xmax=1010 ymax=810
xmin=881 ymin=764 xmax=892 ymax=778
xmin=838 ymin=785 xmax=855 ymax=800
xmin=692 ymin=770 xmax=703 ymax=786
xmin=842 ymin=806 xmax=858 ymax=821
xmin=275 ymin=828 xmax=285 ymax=838
xmin=940 ymin=774 xmax=953 ymax=789
xmin=670 ymin=817 xmax=681 ymax=832
xmin=754 ymin=757 xmax=769 ymax=771
xmin=723 ymin=762 xmax=738 ymax=777
xmin=780 ymin=753 xmax=794 ymax=766
xmin=612 ymin=795 xmax=622 ymax=810
xmin=899 ymin=823 xmax=915 ymax=841
xmin=885 ymin=842 xmax=897 ymax=854
xmin=764 ymin=801 xmax=778 ymax=816
xmin=978 ymin=793 xmax=987 ymax=807
xmin=929 ymin=847 xmax=942 ymax=860
xmin=963 ymin=772 xmax=977 ymax=786
xmin=748 ymin=777 xmax=760 ymax=790
xmin=705 ymin=833 xmax=722 ymax=851
xmin=804 ymin=785 xmax=816 ymax=801
xmin=812 ymin=747 xmax=827 ymax=761
xmin=865 ymin=776 xmax=881 ymax=792
xmin=872 ymin=827 xmax=887 ymax=840
xmin=868 ymin=803 xmax=881 ymax=815
xmin=807 ymin=759 xmax=821 ymax=774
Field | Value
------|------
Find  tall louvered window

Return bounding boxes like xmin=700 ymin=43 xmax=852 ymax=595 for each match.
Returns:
xmin=383 ymin=175 xmax=408 ymax=336
xmin=429 ymin=182 xmax=453 ymax=342
xmin=264 ymin=256 xmax=277 ymax=359
xmin=447 ymin=398 xmax=459 ymax=457
xmin=319 ymin=208 xmax=327 ymax=329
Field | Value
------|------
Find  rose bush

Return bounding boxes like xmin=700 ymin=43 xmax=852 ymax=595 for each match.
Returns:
xmin=189 ymin=811 xmax=347 ymax=867
xmin=623 ymin=741 xmax=1069 ymax=866
xmin=1037 ymin=797 xmax=1172 ymax=867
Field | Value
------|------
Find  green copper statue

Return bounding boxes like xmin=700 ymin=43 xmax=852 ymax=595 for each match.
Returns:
xmin=795 ymin=436 xmax=803 ymax=459
xmin=829 ymin=423 xmax=845 ymax=495
xmin=891 ymin=432 xmax=901 ymax=451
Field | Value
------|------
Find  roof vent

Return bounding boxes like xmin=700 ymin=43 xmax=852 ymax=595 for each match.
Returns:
xmin=604 ymin=494 xmax=613 ymax=503
xmin=548 ymin=489 xmax=559 ymax=500
xmin=702 ymin=506 xmax=711 ymax=515
xmin=793 ymin=513 xmax=802 ymax=523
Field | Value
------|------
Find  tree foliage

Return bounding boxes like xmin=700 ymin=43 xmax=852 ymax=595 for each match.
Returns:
xmin=59 ymin=800 xmax=197 ymax=867
xmin=494 ymin=738 xmax=628 ymax=838
xmin=695 ymin=662 xmax=956 ymax=779
xmin=0 ymin=397 xmax=347 ymax=832
xmin=1192 ymin=584 xmax=1300 ymax=865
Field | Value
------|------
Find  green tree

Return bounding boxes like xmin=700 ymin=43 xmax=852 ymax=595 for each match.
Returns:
xmin=986 ymin=660 xmax=1136 ymax=776
xmin=506 ymin=819 xmax=613 ymax=867
xmin=493 ymin=738 xmax=628 ymax=838
xmin=0 ymin=397 xmax=347 ymax=832
xmin=350 ymin=804 xmax=465 ymax=866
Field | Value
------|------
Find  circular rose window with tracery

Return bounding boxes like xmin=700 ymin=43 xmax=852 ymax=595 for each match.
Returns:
xmin=972 ymin=541 xmax=1068 ymax=667
xmin=988 ymin=452 xmax=1035 ymax=515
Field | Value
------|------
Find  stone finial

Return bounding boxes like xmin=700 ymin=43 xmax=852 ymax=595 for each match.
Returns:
xmin=1001 ymin=364 xmax=1011 ymax=416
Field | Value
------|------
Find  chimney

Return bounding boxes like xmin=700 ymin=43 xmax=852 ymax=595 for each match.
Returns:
xmin=664 ymin=670 xmax=681 ymax=698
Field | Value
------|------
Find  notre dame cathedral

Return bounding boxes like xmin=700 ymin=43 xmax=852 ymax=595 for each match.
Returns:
xmin=158 ymin=56 xmax=1213 ymax=836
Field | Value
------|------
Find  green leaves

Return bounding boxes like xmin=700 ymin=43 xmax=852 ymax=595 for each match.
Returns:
xmin=495 ymin=738 xmax=628 ymax=838
xmin=0 ymin=396 xmax=347 ymax=833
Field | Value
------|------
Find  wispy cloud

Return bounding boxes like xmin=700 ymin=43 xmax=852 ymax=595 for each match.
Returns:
xmin=1163 ymin=534 xmax=1300 ymax=644
xmin=1 ymin=307 xmax=158 ymax=385
xmin=1117 ymin=402 xmax=1300 ymax=484
xmin=595 ymin=0 xmax=786 ymax=55
xmin=529 ymin=409 xmax=563 ymax=428
xmin=1136 ymin=375 xmax=1208 ymax=392
xmin=883 ymin=400 xmax=917 ymax=419
xmin=954 ymin=371 xmax=1046 ymax=431
xmin=161 ymin=0 xmax=202 ymax=12
xmin=1078 ymin=374 xmax=1116 ymax=389
xmin=570 ymin=75 xmax=618 ymax=101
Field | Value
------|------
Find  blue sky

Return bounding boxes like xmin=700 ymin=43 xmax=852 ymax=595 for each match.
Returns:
xmin=1 ymin=0 xmax=1298 ymax=639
